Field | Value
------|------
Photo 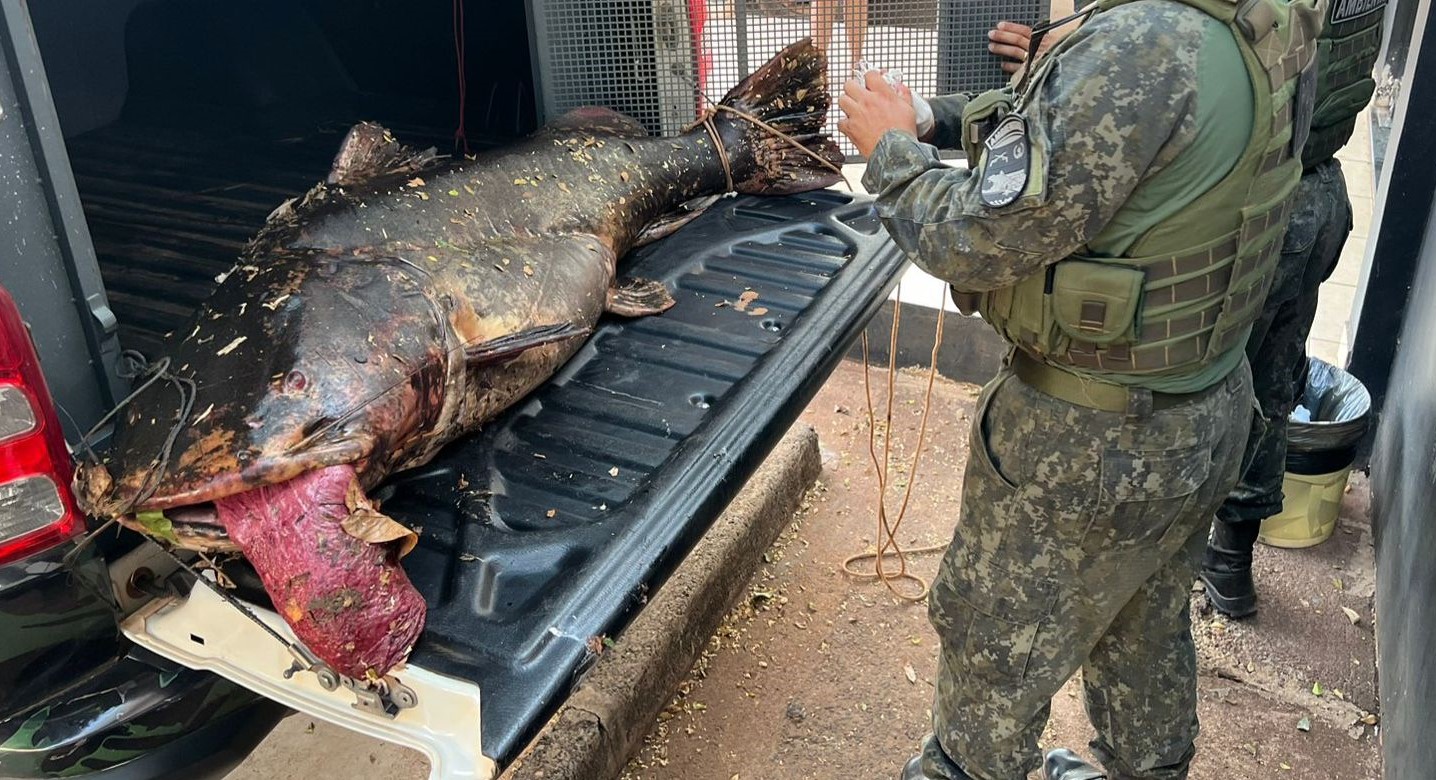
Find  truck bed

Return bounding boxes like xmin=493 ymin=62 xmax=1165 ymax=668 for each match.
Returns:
xmin=65 ymin=120 xmax=460 ymax=357
xmin=66 ymin=119 xmax=905 ymax=766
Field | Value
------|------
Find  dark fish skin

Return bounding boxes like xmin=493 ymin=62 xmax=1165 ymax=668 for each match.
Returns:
xmin=72 ymin=39 xmax=841 ymax=679
xmin=74 ymin=38 xmax=842 ymax=543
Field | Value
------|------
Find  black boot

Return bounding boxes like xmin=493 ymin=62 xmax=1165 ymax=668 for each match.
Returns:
xmin=899 ymin=736 xmax=978 ymax=780
xmin=899 ymin=755 xmax=977 ymax=780
xmin=1200 ymin=519 xmax=1262 ymax=618
xmin=1044 ymin=749 xmax=1107 ymax=779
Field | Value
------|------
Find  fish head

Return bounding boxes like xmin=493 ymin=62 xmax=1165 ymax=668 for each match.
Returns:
xmin=75 ymin=255 xmax=452 ymax=547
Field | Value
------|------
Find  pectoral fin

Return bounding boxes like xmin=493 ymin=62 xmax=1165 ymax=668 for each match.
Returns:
xmin=634 ymin=195 xmax=722 ymax=247
xmin=606 ymin=278 xmax=675 ymax=317
xmin=464 ymin=322 xmax=590 ymax=365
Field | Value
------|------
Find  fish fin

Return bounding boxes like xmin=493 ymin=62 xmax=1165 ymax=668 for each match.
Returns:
xmin=537 ymin=107 xmax=649 ymax=139
xmin=606 ymin=278 xmax=676 ymax=317
xmin=634 ymin=195 xmax=722 ymax=247
xmin=714 ymin=38 xmax=844 ymax=195
xmin=327 ymin=122 xmax=441 ymax=188
xmin=464 ymin=322 xmax=590 ymax=365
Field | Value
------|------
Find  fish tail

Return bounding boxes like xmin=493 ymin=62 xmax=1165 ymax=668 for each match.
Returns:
xmin=714 ymin=38 xmax=844 ymax=195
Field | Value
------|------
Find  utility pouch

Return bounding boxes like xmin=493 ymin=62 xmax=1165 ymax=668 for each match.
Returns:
xmin=1049 ymin=261 xmax=1145 ymax=346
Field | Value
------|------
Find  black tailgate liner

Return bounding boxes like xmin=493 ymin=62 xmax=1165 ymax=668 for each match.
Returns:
xmin=381 ymin=193 xmax=904 ymax=765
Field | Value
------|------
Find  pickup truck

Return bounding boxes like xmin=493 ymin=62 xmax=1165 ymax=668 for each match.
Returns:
xmin=0 ymin=1 xmax=904 ymax=777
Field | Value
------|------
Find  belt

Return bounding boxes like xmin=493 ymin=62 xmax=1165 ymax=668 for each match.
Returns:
xmin=1011 ymin=350 xmax=1214 ymax=415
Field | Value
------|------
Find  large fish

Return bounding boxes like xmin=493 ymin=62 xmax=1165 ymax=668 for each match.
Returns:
xmin=74 ymin=40 xmax=841 ymax=680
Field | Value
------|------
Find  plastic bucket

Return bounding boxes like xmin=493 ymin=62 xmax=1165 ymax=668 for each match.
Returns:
xmin=1259 ymin=467 xmax=1351 ymax=548
xmin=1258 ymin=357 xmax=1370 ymax=549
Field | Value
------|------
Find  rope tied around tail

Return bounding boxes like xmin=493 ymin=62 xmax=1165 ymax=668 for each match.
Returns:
xmin=683 ymin=98 xmax=854 ymax=194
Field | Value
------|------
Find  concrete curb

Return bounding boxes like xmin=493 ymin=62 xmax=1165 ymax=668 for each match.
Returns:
xmin=499 ymin=425 xmax=823 ymax=780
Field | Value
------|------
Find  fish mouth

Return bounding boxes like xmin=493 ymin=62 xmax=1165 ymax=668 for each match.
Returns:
xmin=99 ymin=435 xmax=377 ymax=553
xmin=128 ymin=502 xmax=237 ymax=553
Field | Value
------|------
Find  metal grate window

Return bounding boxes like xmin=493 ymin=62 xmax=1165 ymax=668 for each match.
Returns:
xmin=529 ymin=0 xmax=1051 ymax=155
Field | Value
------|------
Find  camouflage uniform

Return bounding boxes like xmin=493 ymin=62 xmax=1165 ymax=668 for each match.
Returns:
xmin=861 ymin=0 xmax=1317 ymax=775
xmin=917 ymin=363 xmax=1251 ymax=779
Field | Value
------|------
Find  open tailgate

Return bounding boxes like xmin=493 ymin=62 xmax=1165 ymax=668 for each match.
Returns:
xmin=123 ymin=190 xmax=905 ymax=778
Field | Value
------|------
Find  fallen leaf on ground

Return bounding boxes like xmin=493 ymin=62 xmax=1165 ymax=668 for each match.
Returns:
xmin=904 ymin=663 xmax=917 ymax=684
xmin=1342 ymin=606 xmax=1361 ymax=625
xmin=1312 ymin=681 xmax=1325 ymax=696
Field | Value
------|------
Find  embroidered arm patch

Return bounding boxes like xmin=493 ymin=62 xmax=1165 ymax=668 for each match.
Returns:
xmin=979 ymin=114 xmax=1033 ymax=208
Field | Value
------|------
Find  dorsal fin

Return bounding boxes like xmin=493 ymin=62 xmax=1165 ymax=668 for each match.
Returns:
xmin=536 ymin=107 xmax=650 ymax=139
xmin=326 ymin=122 xmax=441 ymax=188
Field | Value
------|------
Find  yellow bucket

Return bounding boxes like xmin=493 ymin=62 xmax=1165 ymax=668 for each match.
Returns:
xmin=1258 ymin=467 xmax=1351 ymax=548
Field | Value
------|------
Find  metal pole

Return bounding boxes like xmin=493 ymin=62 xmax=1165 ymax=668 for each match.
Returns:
xmin=735 ymin=0 xmax=750 ymax=75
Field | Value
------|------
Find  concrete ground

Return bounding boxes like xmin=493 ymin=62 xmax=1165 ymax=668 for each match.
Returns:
xmin=227 ymin=361 xmax=1381 ymax=780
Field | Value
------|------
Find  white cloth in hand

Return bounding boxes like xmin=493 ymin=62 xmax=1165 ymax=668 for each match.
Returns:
xmin=852 ymin=61 xmax=936 ymax=138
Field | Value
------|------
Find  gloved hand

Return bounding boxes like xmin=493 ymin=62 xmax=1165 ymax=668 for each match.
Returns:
xmin=853 ymin=61 xmax=935 ymax=139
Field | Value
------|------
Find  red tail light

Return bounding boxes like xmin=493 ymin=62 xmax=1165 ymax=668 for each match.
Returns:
xmin=0 ymin=285 xmax=83 ymax=565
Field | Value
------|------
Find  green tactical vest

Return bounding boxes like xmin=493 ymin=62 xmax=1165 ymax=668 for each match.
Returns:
xmin=1304 ymin=0 xmax=1386 ymax=166
xmin=967 ymin=0 xmax=1323 ymax=381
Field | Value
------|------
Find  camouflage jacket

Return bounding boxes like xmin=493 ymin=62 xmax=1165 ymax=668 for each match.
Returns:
xmin=863 ymin=0 xmax=1249 ymax=294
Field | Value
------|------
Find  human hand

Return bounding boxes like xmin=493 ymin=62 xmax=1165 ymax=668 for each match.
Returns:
xmin=837 ymin=70 xmax=918 ymax=157
xmin=988 ymin=21 xmax=1055 ymax=74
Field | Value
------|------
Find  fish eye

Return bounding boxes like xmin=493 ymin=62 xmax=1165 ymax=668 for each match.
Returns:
xmin=285 ymin=370 xmax=309 ymax=392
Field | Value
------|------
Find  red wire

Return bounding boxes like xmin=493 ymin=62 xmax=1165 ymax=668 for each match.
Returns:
xmin=453 ymin=0 xmax=471 ymax=156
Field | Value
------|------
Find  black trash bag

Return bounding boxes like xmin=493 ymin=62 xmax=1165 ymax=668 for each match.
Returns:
xmin=1286 ymin=357 xmax=1371 ymax=474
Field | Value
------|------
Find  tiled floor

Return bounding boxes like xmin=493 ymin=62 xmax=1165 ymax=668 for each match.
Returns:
xmin=838 ymin=109 xmax=1378 ymax=368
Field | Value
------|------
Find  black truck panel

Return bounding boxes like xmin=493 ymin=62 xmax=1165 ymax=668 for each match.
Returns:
xmin=385 ymin=193 xmax=904 ymax=762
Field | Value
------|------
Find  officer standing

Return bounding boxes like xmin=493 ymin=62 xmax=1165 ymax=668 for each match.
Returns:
xmin=1201 ymin=0 xmax=1388 ymax=619
xmin=837 ymin=0 xmax=1321 ymax=777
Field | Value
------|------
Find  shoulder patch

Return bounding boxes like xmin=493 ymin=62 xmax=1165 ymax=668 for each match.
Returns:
xmin=979 ymin=114 xmax=1031 ymax=208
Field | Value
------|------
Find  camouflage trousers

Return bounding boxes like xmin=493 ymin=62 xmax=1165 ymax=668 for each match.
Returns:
xmin=1219 ymin=158 xmax=1354 ymax=525
xmin=920 ymin=358 xmax=1253 ymax=780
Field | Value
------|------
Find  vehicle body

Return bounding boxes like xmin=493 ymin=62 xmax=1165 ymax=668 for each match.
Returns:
xmin=0 ymin=1 xmax=902 ymax=777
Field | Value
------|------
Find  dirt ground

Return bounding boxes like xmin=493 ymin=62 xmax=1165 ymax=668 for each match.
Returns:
xmin=617 ymin=360 xmax=1381 ymax=780
xmin=229 ymin=359 xmax=1381 ymax=780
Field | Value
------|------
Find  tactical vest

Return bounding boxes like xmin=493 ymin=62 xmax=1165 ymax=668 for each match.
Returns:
xmin=964 ymin=0 xmax=1322 ymax=380
xmin=1304 ymin=0 xmax=1386 ymax=166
